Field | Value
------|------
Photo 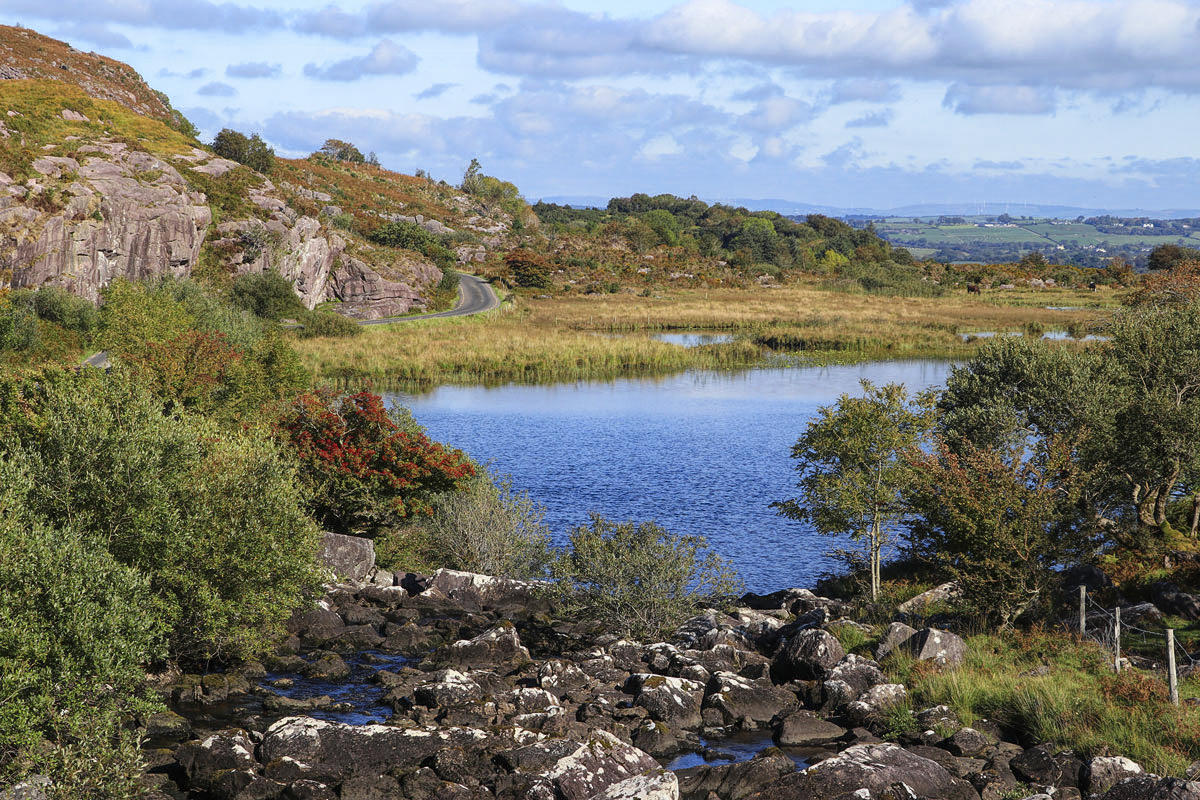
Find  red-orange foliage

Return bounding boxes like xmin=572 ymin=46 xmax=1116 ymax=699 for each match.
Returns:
xmin=1123 ymin=260 xmax=1200 ymax=308
xmin=122 ymin=329 xmax=241 ymax=411
xmin=279 ymin=388 xmax=475 ymax=535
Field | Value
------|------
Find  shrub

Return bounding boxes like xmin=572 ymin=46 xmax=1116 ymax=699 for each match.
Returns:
xmin=279 ymin=389 xmax=475 ymax=536
xmin=316 ymin=138 xmax=365 ymax=164
xmin=9 ymin=286 xmax=99 ymax=337
xmin=425 ymin=471 xmax=551 ymax=579
xmin=0 ymin=297 xmax=40 ymax=353
xmin=549 ymin=515 xmax=742 ymax=639
xmin=0 ymin=367 xmax=322 ymax=665
xmin=298 ymin=309 xmax=362 ymax=339
xmin=367 ymin=220 xmax=456 ymax=270
xmin=506 ymin=248 xmax=553 ymax=289
xmin=437 ymin=265 xmax=460 ymax=293
xmin=231 ymin=271 xmax=306 ymax=321
xmin=212 ymin=128 xmax=275 ymax=173
xmin=0 ymin=471 xmax=162 ymax=794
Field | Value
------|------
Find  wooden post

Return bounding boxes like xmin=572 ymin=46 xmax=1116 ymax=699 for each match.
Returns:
xmin=1079 ymin=585 xmax=1087 ymax=636
xmin=1114 ymin=605 xmax=1122 ymax=673
xmin=1168 ymin=628 xmax=1180 ymax=706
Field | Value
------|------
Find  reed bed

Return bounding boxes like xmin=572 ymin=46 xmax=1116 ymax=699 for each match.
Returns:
xmin=295 ymin=282 xmax=1115 ymax=386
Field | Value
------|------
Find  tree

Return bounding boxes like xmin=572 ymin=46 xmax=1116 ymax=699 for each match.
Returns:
xmin=505 ymin=248 xmax=553 ymax=289
xmin=1147 ymin=244 xmax=1200 ymax=271
xmin=773 ymin=381 xmax=933 ymax=600
xmin=212 ymin=128 xmax=275 ymax=173
xmin=461 ymin=158 xmax=483 ymax=194
xmin=905 ymin=436 xmax=1093 ymax=627
xmin=550 ymin=515 xmax=742 ymax=639
xmin=316 ymin=138 xmax=366 ymax=164
xmin=278 ymin=389 xmax=475 ymax=536
xmin=1123 ymin=261 xmax=1200 ymax=308
xmin=231 ymin=271 xmax=306 ymax=321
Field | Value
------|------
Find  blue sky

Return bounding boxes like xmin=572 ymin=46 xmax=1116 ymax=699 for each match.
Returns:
xmin=6 ymin=0 xmax=1200 ymax=210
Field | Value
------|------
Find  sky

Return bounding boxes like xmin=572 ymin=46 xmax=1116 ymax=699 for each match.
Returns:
xmin=5 ymin=0 xmax=1200 ymax=211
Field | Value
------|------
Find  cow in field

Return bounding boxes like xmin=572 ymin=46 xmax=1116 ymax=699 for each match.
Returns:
xmin=967 ymin=284 xmax=983 ymax=295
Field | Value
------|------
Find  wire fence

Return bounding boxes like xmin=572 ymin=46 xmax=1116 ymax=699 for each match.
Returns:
xmin=1070 ymin=585 xmax=1198 ymax=705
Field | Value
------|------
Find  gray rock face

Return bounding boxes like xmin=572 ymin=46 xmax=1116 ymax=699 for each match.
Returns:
xmin=773 ymin=629 xmax=845 ymax=681
xmin=903 ymin=628 xmax=968 ymax=667
xmin=704 ymin=670 xmax=798 ymax=727
xmin=774 ymin=711 xmax=846 ymax=746
xmin=0 ymin=775 xmax=51 ymax=800
xmin=875 ymin=621 xmax=919 ymax=661
xmin=174 ymin=731 xmax=258 ymax=792
xmin=626 ymin=673 xmax=705 ymax=730
xmin=897 ymin=582 xmax=961 ymax=614
xmin=748 ymin=743 xmax=978 ymax=800
xmin=1085 ymin=756 xmax=1143 ymax=796
xmin=4 ymin=143 xmax=210 ymax=302
xmin=443 ymin=625 xmax=530 ymax=671
xmin=327 ymin=254 xmax=438 ymax=320
xmin=418 ymin=568 xmax=544 ymax=614
xmin=318 ymin=532 xmax=375 ymax=582
xmin=679 ymin=753 xmax=796 ymax=800
xmin=512 ymin=730 xmax=668 ymax=800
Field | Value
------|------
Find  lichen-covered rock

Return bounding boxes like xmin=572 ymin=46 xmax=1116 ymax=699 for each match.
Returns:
xmin=774 ymin=711 xmax=846 ymax=746
xmin=509 ymin=730 xmax=665 ymax=800
xmin=703 ymin=671 xmax=798 ymax=727
xmin=259 ymin=716 xmax=488 ymax=782
xmin=875 ymin=622 xmax=919 ymax=661
xmin=626 ymin=673 xmax=705 ymax=730
xmin=1010 ymin=744 xmax=1083 ymax=788
xmin=593 ymin=770 xmax=680 ymax=800
xmin=747 ymin=743 xmax=978 ymax=800
xmin=174 ymin=731 xmax=258 ymax=792
xmin=1085 ymin=757 xmax=1143 ymax=796
xmin=1100 ymin=775 xmax=1200 ymax=800
xmin=418 ymin=568 xmax=544 ymax=614
xmin=443 ymin=625 xmax=530 ymax=671
xmin=897 ymin=582 xmax=961 ymax=614
xmin=903 ymin=628 xmax=967 ymax=667
xmin=318 ymin=532 xmax=375 ymax=583
xmin=679 ymin=753 xmax=796 ymax=800
xmin=846 ymin=683 xmax=909 ymax=726
xmin=413 ymin=669 xmax=484 ymax=708
xmin=327 ymin=253 xmax=437 ymax=320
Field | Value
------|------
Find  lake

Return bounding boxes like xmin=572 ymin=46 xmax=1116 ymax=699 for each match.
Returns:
xmin=390 ymin=360 xmax=951 ymax=593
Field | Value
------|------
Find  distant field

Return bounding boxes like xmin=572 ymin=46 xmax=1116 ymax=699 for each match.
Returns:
xmin=868 ymin=215 xmax=1200 ymax=265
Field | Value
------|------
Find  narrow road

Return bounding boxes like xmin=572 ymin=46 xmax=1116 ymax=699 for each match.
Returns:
xmin=82 ymin=274 xmax=499 ymax=368
xmin=360 ymin=273 xmax=499 ymax=325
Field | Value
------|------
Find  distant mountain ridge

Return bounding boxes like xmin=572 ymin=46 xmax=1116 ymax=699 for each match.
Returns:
xmin=540 ymin=195 xmax=1200 ymax=220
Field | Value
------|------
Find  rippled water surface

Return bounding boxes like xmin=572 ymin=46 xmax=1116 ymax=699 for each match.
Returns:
xmin=391 ymin=361 xmax=950 ymax=593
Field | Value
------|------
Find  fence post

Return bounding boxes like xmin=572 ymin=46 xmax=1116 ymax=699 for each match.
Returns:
xmin=1114 ymin=605 xmax=1122 ymax=673
xmin=1079 ymin=585 xmax=1086 ymax=636
xmin=1168 ymin=628 xmax=1180 ymax=706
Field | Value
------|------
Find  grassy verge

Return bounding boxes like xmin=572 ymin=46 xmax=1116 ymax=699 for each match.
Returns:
xmin=293 ymin=281 xmax=1116 ymax=386
xmin=834 ymin=622 xmax=1200 ymax=776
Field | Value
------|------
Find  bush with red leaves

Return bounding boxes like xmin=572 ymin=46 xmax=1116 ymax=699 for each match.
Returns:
xmin=280 ymin=388 xmax=475 ymax=536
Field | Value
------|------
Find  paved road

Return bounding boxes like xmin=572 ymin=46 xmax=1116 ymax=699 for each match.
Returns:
xmin=82 ymin=274 xmax=499 ymax=368
xmin=360 ymin=273 xmax=499 ymax=325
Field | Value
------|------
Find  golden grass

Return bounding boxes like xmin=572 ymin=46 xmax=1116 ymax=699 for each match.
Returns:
xmin=295 ymin=281 xmax=1117 ymax=386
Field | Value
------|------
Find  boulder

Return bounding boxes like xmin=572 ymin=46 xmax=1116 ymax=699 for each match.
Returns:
xmin=1152 ymin=584 xmax=1200 ymax=621
xmin=1010 ymin=744 xmax=1083 ymax=789
xmin=174 ymin=731 xmax=258 ymax=792
xmin=626 ymin=673 xmax=705 ymax=730
xmin=593 ymin=771 xmax=680 ymax=800
xmin=259 ymin=716 xmax=487 ymax=782
xmin=0 ymin=776 xmax=51 ymax=800
xmin=897 ymin=582 xmax=961 ymax=615
xmin=513 ymin=730 xmax=666 ymax=800
xmin=413 ymin=669 xmax=484 ymax=708
xmin=1085 ymin=757 xmax=1143 ymax=796
xmin=903 ymin=628 xmax=967 ymax=667
xmin=875 ymin=622 xmax=918 ymax=661
xmin=318 ymin=533 xmax=375 ymax=582
xmin=746 ymin=743 xmax=978 ymax=800
xmin=418 ymin=569 xmax=543 ymax=613
xmin=846 ymin=684 xmax=909 ymax=726
xmin=1100 ymin=776 xmax=1200 ymax=800
xmin=774 ymin=711 xmax=846 ymax=746
xmin=1061 ymin=564 xmax=1113 ymax=592
xmin=443 ymin=624 xmax=530 ymax=671
xmin=1120 ymin=602 xmax=1166 ymax=628
xmin=773 ymin=629 xmax=845 ymax=681
xmin=943 ymin=727 xmax=995 ymax=757
xmin=679 ymin=753 xmax=797 ymax=800
xmin=703 ymin=671 xmax=799 ymax=727
xmin=827 ymin=654 xmax=887 ymax=697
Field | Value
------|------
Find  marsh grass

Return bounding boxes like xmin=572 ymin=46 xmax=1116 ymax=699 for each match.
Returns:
xmin=295 ymin=281 xmax=1114 ymax=385
xmin=884 ymin=629 xmax=1200 ymax=775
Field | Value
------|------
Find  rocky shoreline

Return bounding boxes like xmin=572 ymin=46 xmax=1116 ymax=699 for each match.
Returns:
xmin=7 ymin=541 xmax=1196 ymax=800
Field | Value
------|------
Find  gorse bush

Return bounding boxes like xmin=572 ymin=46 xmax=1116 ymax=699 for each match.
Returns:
xmin=367 ymin=220 xmax=456 ymax=270
xmin=298 ymin=309 xmax=362 ymax=339
xmin=279 ymin=389 xmax=475 ymax=536
xmin=426 ymin=471 xmax=552 ymax=579
xmin=231 ymin=271 xmax=307 ymax=321
xmin=0 ymin=367 xmax=322 ymax=665
xmin=550 ymin=515 xmax=743 ymax=639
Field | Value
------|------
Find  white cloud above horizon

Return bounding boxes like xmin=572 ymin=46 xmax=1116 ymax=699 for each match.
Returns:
xmin=7 ymin=0 xmax=1200 ymax=210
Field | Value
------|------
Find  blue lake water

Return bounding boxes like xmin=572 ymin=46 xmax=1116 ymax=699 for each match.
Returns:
xmin=390 ymin=360 xmax=951 ymax=593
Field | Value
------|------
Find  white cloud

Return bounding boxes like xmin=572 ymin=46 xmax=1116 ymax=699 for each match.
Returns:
xmin=303 ymin=40 xmax=419 ymax=82
xmin=943 ymin=84 xmax=1056 ymax=115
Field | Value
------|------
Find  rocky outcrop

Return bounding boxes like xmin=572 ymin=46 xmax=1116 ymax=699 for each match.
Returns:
xmin=326 ymin=253 xmax=437 ymax=319
xmin=317 ymin=532 xmax=375 ymax=582
xmin=748 ymin=743 xmax=978 ymax=800
xmin=2 ymin=142 xmax=210 ymax=302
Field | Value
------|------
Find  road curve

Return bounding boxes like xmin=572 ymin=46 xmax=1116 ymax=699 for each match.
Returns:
xmin=360 ymin=273 xmax=499 ymax=325
xmin=82 ymin=274 xmax=499 ymax=368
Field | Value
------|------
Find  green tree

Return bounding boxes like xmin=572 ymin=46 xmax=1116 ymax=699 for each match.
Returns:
xmin=505 ymin=248 xmax=553 ymax=289
xmin=905 ymin=437 xmax=1093 ymax=626
xmin=550 ymin=515 xmax=742 ymax=639
xmin=231 ymin=271 xmax=306 ymax=321
xmin=212 ymin=129 xmax=275 ymax=173
xmin=461 ymin=157 xmax=483 ymax=194
xmin=773 ymin=381 xmax=933 ymax=600
xmin=1147 ymin=244 xmax=1200 ymax=271
xmin=316 ymin=138 xmax=365 ymax=163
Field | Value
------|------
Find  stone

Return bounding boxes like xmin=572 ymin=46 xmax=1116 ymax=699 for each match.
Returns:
xmin=413 ymin=669 xmax=484 ymax=708
xmin=284 ymin=780 xmax=337 ymax=800
xmin=1100 ymin=776 xmax=1200 ymax=800
xmin=593 ymin=770 xmax=680 ymax=800
xmin=626 ymin=673 xmax=705 ymax=730
xmin=144 ymin=709 xmax=192 ymax=742
xmin=703 ymin=671 xmax=798 ymax=727
xmin=174 ymin=731 xmax=258 ymax=792
xmin=260 ymin=716 xmax=488 ymax=782
xmin=301 ymin=653 xmax=350 ymax=681
xmin=1152 ymin=584 xmax=1200 ymax=621
xmin=828 ymin=654 xmax=887 ymax=697
xmin=443 ymin=624 xmax=530 ymax=671
xmin=774 ymin=711 xmax=846 ymax=746
xmin=418 ymin=569 xmax=544 ymax=614
xmin=772 ymin=629 xmax=845 ymax=681
xmin=897 ymin=582 xmax=961 ymax=614
xmin=287 ymin=605 xmax=345 ymax=642
xmin=1061 ymin=564 xmax=1113 ymax=592
xmin=943 ymin=727 xmax=995 ymax=757
xmin=679 ymin=754 xmax=797 ymax=800
xmin=1010 ymin=744 xmax=1083 ymax=788
xmin=1085 ymin=757 xmax=1143 ymax=796
xmin=1120 ymin=602 xmax=1165 ymax=627
xmin=516 ymin=730 xmax=665 ymax=800
xmin=318 ymin=532 xmax=375 ymax=582
xmin=875 ymin=622 xmax=918 ymax=661
xmin=903 ymin=628 xmax=968 ymax=667
xmin=327 ymin=254 xmax=437 ymax=320
xmin=0 ymin=776 xmax=51 ymax=800
xmin=208 ymin=770 xmax=285 ymax=800
xmin=60 ymin=108 xmax=89 ymax=122
xmin=746 ymin=743 xmax=978 ymax=800
xmin=846 ymin=683 xmax=908 ymax=726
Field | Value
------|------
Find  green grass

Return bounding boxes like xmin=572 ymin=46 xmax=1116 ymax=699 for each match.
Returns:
xmin=882 ymin=629 xmax=1200 ymax=775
